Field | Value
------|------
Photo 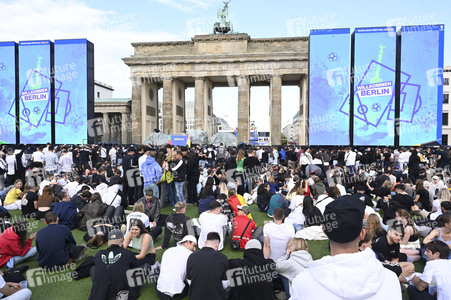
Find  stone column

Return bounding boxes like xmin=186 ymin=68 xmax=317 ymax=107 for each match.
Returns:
xmin=172 ymin=79 xmax=185 ymax=133
xmin=301 ymin=75 xmax=309 ymax=145
xmin=270 ymin=75 xmax=282 ymax=145
xmin=131 ymin=77 xmax=143 ymax=144
xmin=102 ymin=113 xmax=110 ymax=143
xmin=162 ymin=78 xmax=173 ymax=135
xmin=121 ymin=113 xmax=128 ymax=144
xmin=204 ymin=79 xmax=213 ymax=137
xmin=194 ymin=77 xmax=205 ymax=130
xmin=237 ymin=76 xmax=250 ymax=144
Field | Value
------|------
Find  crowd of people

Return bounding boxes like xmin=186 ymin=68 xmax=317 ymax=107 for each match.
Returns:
xmin=0 ymin=143 xmax=450 ymax=299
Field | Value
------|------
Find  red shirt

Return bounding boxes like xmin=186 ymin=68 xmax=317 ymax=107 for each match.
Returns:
xmin=228 ymin=195 xmax=241 ymax=216
xmin=232 ymin=215 xmax=256 ymax=248
xmin=0 ymin=227 xmax=33 ymax=267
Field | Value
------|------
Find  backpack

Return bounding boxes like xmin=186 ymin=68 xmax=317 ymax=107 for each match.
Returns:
xmin=0 ymin=157 xmax=6 ymax=173
xmin=0 ymin=185 xmax=14 ymax=206
xmin=218 ymin=147 xmax=225 ymax=158
xmin=71 ymin=256 xmax=95 ymax=280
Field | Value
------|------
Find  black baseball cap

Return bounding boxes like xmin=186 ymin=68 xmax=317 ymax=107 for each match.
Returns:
xmin=322 ymin=195 xmax=365 ymax=243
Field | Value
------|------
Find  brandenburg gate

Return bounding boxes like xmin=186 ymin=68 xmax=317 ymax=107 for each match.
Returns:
xmin=123 ymin=33 xmax=309 ymax=145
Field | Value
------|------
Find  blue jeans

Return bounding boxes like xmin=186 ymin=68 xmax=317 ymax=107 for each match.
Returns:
xmin=279 ymin=275 xmax=291 ymax=299
xmin=347 ymin=165 xmax=355 ymax=175
xmin=174 ymin=181 xmax=185 ymax=203
xmin=7 ymin=247 xmax=37 ymax=268
xmin=166 ymin=182 xmax=177 ymax=206
xmin=292 ymin=223 xmax=304 ymax=232
xmin=144 ymin=183 xmax=159 ymax=199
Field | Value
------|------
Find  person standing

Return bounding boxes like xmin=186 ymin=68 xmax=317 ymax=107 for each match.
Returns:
xmin=186 ymin=152 xmax=200 ymax=205
xmin=171 ymin=151 xmax=187 ymax=203
xmin=43 ymin=146 xmax=59 ymax=175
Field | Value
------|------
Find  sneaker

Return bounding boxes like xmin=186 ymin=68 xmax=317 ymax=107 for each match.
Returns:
xmin=74 ymin=244 xmax=88 ymax=262
xmin=274 ymin=291 xmax=287 ymax=300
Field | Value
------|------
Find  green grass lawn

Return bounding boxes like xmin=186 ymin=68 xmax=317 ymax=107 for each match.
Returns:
xmin=4 ymin=204 xmax=422 ymax=299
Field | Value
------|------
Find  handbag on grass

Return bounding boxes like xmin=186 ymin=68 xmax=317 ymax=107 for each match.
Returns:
xmin=230 ymin=219 xmax=252 ymax=250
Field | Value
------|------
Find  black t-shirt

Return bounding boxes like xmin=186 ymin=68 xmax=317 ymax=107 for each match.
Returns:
xmin=375 ymin=188 xmax=391 ymax=198
xmin=391 ymin=194 xmax=414 ymax=212
xmin=372 ymin=235 xmax=399 ymax=262
xmin=21 ymin=191 xmax=38 ymax=217
xmin=375 ymin=175 xmax=390 ymax=189
xmin=416 ymin=188 xmax=432 ymax=211
xmin=187 ymin=247 xmax=229 ymax=300
xmin=244 ymin=157 xmax=260 ymax=173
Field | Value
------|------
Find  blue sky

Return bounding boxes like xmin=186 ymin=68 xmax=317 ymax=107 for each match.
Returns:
xmin=1 ymin=0 xmax=449 ymax=131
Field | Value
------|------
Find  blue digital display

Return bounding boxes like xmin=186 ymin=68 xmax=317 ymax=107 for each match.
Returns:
xmin=54 ymin=39 xmax=89 ymax=144
xmin=17 ymin=40 xmax=53 ymax=144
xmin=309 ymin=28 xmax=351 ymax=145
xmin=0 ymin=42 xmax=17 ymax=144
xmin=397 ymin=25 xmax=444 ymax=145
xmin=351 ymin=27 xmax=396 ymax=146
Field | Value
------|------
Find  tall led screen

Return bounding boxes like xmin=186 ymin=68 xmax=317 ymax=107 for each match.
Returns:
xmin=309 ymin=28 xmax=350 ymax=145
xmin=351 ymin=27 xmax=396 ymax=146
xmin=54 ymin=39 xmax=93 ymax=144
xmin=398 ymin=25 xmax=444 ymax=145
xmin=0 ymin=42 xmax=17 ymax=144
xmin=17 ymin=40 xmax=52 ymax=144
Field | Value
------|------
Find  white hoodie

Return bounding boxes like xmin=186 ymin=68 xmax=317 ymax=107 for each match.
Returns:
xmin=290 ymin=248 xmax=401 ymax=300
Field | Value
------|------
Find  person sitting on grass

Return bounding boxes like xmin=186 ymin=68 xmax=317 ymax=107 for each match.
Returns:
xmin=0 ymin=273 xmax=32 ymax=300
xmin=372 ymin=219 xmax=415 ymax=284
xmin=0 ymin=220 xmax=37 ymax=268
xmin=36 ymin=211 xmax=87 ymax=269
xmin=408 ymin=240 xmax=451 ymax=300
xmin=122 ymin=219 xmax=156 ymax=267
xmin=422 ymin=213 xmax=451 ymax=259
xmin=89 ymin=229 xmax=140 ymax=300
xmin=396 ymin=209 xmax=421 ymax=262
xmin=198 ymin=200 xmax=228 ymax=251
xmin=160 ymin=202 xmax=193 ymax=249
xmin=275 ymin=237 xmax=312 ymax=299
xmin=51 ymin=192 xmax=79 ymax=230
xmin=228 ymin=239 xmax=274 ymax=300
xmin=263 ymin=208 xmax=295 ymax=261
xmin=3 ymin=180 xmax=23 ymax=211
xmin=291 ymin=195 xmax=401 ymax=299
xmin=157 ymin=235 xmax=197 ymax=300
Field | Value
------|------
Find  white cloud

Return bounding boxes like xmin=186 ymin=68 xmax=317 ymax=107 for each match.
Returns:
xmin=0 ymin=0 xmax=184 ymax=97
xmin=150 ymin=0 xmax=221 ymax=11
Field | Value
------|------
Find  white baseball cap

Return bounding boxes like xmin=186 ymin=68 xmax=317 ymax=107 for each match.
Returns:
xmin=177 ymin=235 xmax=197 ymax=246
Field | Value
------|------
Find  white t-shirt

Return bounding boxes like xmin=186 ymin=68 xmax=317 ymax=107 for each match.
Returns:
xmin=0 ymin=274 xmax=5 ymax=298
xmin=59 ymin=154 xmax=73 ymax=173
xmin=289 ymin=195 xmax=304 ymax=211
xmin=66 ymin=181 xmax=81 ymax=198
xmin=109 ymin=148 xmax=117 ymax=160
xmin=5 ymin=155 xmax=15 ymax=175
xmin=32 ymin=151 xmax=44 ymax=162
xmin=102 ymin=191 xmax=122 ymax=208
xmin=419 ymin=259 xmax=451 ymax=300
xmin=263 ymin=222 xmax=295 ymax=261
xmin=198 ymin=212 xmax=228 ymax=251
xmin=157 ymin=245 xmax=193 ymax=296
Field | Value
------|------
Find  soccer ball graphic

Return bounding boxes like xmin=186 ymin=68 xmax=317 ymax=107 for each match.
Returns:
xmin=328 ymin=53 xmax=337 ymax=62
xmin=372 ymin=103 xmax=381 ymax=112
